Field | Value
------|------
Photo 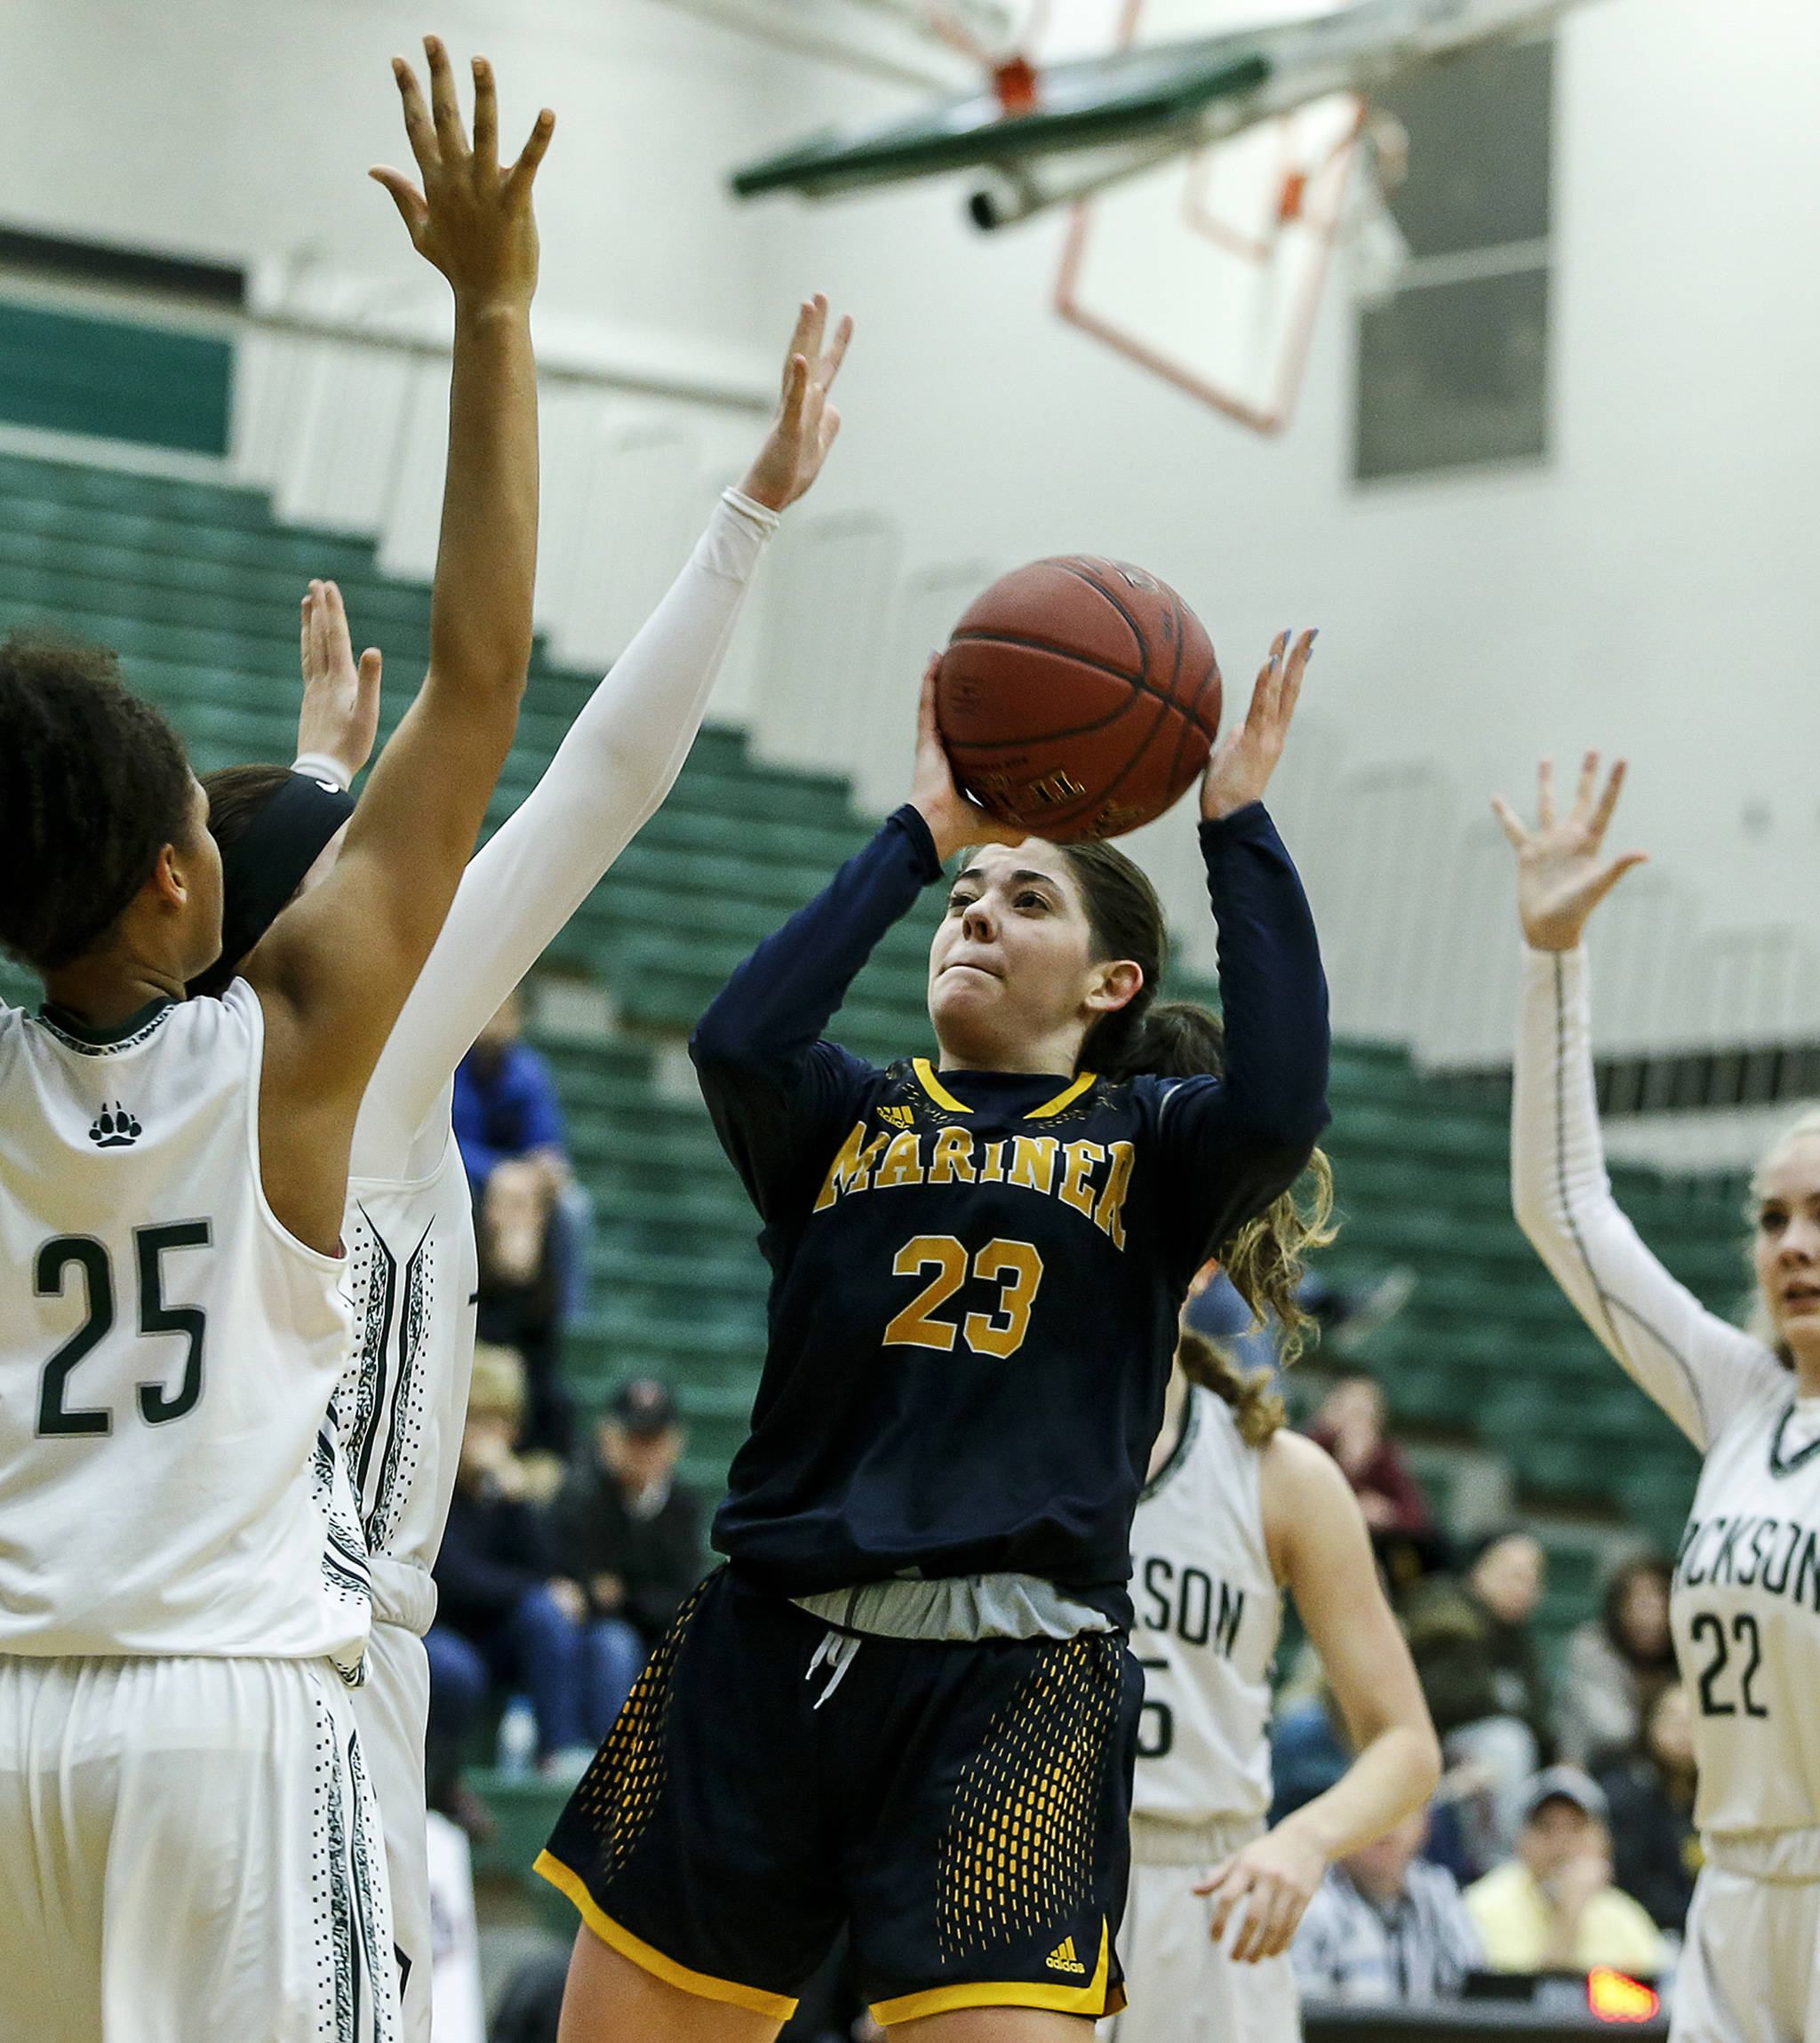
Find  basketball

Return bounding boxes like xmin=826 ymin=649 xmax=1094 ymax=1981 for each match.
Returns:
xmin=935 ymin=556 xmax=1221 ymax=843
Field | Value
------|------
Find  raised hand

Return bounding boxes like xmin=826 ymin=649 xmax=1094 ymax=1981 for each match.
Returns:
xmin=370 ymin=38 xmax=554 ymax=310
xmin=1201 ymin=627 xmax=1314 ymax=821
xmin=297 ymin=579 xmax=382 ymax=785
xmin=1492 ymin=754 xmax=1647 ymax=952
xmin=909 ymin=657 xmax=1027 ymax=865
xmin=740 ymin=296 xmax=855 ymax=514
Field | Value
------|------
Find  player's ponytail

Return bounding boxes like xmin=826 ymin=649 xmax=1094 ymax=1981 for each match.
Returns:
xmin=1176 ymin=1328 xmax=1285 ymax=1447
xmin=1063 ymin=839 xmax=1337 ymax=1367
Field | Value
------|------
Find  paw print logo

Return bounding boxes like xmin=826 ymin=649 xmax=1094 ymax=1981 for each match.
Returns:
xmin=88 ymin=1102 xmax=142 ymax=1149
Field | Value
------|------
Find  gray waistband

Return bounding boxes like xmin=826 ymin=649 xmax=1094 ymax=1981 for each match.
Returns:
xmin=1704 ymin=1825 xmax=1820 ymax=1882
xmin=1130 ymin=1813 xmax=1266 ymax=1866
xmin=791 ymin=1573 xmax=1114 ymax=1644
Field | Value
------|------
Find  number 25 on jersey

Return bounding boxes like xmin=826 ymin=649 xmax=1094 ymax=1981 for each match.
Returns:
xmin=34 ymin=1223 xmax=211 ymax=1436
xmin=883 ymin=1235 xmax=1045 ymax=1359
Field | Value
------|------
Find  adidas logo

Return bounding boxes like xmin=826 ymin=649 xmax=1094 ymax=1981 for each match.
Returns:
xmin=1045 ymin=1936 xmax=1087 ymax=1976
xmin=878 ymin=1104 xmax=916 ymax=1131
xmin=88 ymin=1102 xmax=141 ymax=1149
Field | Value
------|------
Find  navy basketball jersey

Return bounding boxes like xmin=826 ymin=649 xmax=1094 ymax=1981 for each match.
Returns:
xmin=693 ymin=804 xmax=1329 ymax=1628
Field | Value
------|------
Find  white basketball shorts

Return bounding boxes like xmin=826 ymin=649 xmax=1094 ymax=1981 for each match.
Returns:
xmin=1673 ymin=1865 xmax=1820 ymax=2043
xmin=1098 ymin=1858 xmax=1300 ymax=2043
xmin=354 ymin=1621 xmax=432 ymax=2043
xmin=0 ymin=1652 xmax=398 ymax=2043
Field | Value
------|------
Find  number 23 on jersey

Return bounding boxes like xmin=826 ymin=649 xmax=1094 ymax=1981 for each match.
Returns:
xmin=883 ymin=1235 xmax=1044 ymax=1359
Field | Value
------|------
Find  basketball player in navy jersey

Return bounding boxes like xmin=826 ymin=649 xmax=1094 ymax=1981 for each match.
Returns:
xmin=539 ymin=632 xmax=1330 ymax=2039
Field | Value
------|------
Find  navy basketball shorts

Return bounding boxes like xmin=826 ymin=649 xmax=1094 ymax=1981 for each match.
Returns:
xmin=537 ymin=1568 xmax=1144 ymax=2026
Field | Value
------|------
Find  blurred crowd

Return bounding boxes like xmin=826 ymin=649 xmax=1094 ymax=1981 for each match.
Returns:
xmin=1274 ymin=1369 xmax=1693 ymax=2008
xmin=432 ymin=993 xmax=707 ymax=1822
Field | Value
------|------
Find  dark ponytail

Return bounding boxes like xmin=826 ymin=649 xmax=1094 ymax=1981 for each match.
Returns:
xmin=1060 ymin=836 xmax=1337 ymax=1367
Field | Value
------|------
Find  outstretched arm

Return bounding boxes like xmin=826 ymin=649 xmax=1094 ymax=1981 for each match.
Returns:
xmin=1199 ymin=1432 xmax=1441 ymax=1964
xmin=246 ymin=39 xmax=552 ymax=1250
xmin=353 ymin=299 xmax=852 ymax=1174
xmin=1498 ymin=755 xmax=1776 ymax=1447
xmin=1153 ymin=634 xmax=1331 ymax=1273
xmin=689 ymin=664 xmax=1021 ymax=1221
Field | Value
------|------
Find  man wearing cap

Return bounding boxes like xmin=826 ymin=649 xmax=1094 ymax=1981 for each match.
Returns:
xmin=548 ymin=1377 xmax=705 ymax=1740
xmin=1465 ymin=1766 xmax=1667 ymax=1976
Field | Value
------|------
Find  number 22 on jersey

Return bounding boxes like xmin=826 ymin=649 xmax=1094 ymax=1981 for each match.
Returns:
xmin=883 ymin=1235 xmax=1044 ymax=1359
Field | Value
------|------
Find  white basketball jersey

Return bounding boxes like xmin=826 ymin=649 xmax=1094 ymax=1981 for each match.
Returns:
xmin=0 ymin=986 xmax=369 ymax=1669
xmin=335 ymin=1110 xmax=479 ymax=1626
xmin=1128 ymin=1388 xmax=1282 ymax=1827
xmin=1672 ymin=1377 xmax=1820 ymax=1863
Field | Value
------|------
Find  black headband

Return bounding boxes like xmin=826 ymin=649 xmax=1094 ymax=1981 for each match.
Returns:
xmin=197 ymin=770 xmax=355 ymax=992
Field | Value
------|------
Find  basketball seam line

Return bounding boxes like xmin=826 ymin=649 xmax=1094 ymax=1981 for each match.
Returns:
xmin=945 ymin=634 xmax=1218 ymax=747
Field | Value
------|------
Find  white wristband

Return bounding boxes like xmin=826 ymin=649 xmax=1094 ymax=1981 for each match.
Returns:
xmin=291 ymin=753 xmax=353 ymax=792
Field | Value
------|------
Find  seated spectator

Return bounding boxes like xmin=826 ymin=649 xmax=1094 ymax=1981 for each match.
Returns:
xmin=1465 ymin=1768 xmax=1666 ymax=1977
xmin=1404 ymin=1526 xmax=1553 ymax=1870
xmin=1594 ymin=1680 xmax=1699 ymax=1935
xmin=547 ymin=1377 xmax=705 ymax=1741
xmin=1305 ymin=1373 xmax=1433 ymax=1534
xmin=425 ymin=1345 xmax=594 ymax=1780
xmin=1555 ymin=1551 xmax=1677 ymax=1768
xmin=1292 ymin=1808 xmax=1483 ymax=2003
xmin=454 ymin=986 xmax=579 ymax=1456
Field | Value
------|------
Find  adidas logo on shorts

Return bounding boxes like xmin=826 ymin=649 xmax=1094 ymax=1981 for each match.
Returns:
xmin=1046 ymin=1935 xmax=1087 ymax=1976
xmin=88 ymin=1103 xmax=142 ymax=1149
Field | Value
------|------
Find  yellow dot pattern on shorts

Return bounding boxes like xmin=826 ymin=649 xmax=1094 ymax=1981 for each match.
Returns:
xmin=936 ymin=1633 xmax=1122 ymax=1961
xmin=570 ymin=1578 xmax=706 ymax=1883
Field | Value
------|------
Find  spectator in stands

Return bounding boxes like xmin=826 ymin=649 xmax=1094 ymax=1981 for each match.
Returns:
xmin=1292 ymin=1808 xmax=1482 ymax=2003
xmin=453 ymin=986 xmax=579 ymax=1455
xmin=425 ymin=1344 xmax=594 ymax=1778
xmin=1594 ymin=1680 xmax=1700 ymax=1935
xmin=1465 ymin=1768 xmax=1666 ymax=1977
xmin=547 ymin=1377 xmax=704 ymax=1741
xmin=1554 ymin=1550 xmax=1677 ymax=1768
xmin=1305 ymin=1372 xmax=1433 ymax=1533
xmin=1404 ymin=1526 xmax=1553 ymax=1869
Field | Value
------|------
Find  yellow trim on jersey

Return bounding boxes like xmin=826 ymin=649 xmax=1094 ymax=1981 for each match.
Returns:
xmin=532 ymin=1853 xmax=798 ymax=2021
xmin=1026 ymin=1070 xmax=1098 ymax=1119
xmin=913 ymin=1058 xmax=972 ymax=1113
xmin=911 ymin=1060 xmax=1098 ymax=1121
xmin=869 ymin=1919 xmax=1120 ymax=2025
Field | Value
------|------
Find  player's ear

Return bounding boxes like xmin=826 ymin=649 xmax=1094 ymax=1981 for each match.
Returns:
xmin=1085 ymin=958 xmax=1143 ymax=1015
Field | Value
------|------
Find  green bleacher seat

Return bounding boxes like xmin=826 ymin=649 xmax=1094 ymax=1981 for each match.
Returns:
xmin=0 ymin=441 xmax=1744 ymax=1559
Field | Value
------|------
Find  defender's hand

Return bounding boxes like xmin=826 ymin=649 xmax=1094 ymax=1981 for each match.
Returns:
xmin=1201 ymin=628 xmax=1314 ymax=822
xmin=1492 ymin=753 xmax=1647 ymax=952
xmin=371 ymin=38 xmax=554 ymax=312
xmin=1197 ymin=1822 xmax=1328 ymax=1962
xmin=740 ymin=295 xmax=855 ymax=514
xmin=297 ymin=579 xmax=382 ymax=784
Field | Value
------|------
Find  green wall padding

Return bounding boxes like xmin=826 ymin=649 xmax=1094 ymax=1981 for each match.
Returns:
xmin=0 ymin=301 xmax=231 ymax=455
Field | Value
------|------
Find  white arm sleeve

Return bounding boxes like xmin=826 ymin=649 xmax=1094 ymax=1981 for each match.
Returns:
xmin=349 ymin=487 xmax=779 ymax=1178
xmin=1511 ymin=944 xmax=1782 ymax=1451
